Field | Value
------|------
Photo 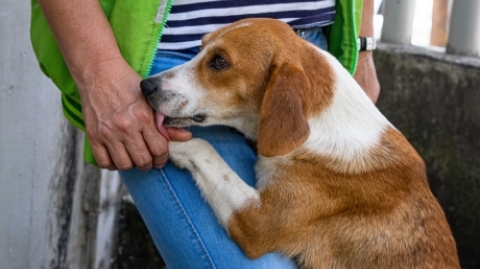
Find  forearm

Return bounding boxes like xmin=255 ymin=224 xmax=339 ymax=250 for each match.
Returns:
xmin=37 ymin=0 xmax=123 ymax=89
xmin=359 ymin=0 xmax=375 ymax=37
xmin=354 ymin=0 xmax=380 ymax=103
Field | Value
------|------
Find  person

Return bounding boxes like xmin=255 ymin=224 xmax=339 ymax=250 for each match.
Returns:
xmin=31 ymin=0 xmax=380 ymax=268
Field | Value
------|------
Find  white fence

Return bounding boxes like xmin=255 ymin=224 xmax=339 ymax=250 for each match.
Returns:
xmin=378 ymin=0 xmax=480 ymax=57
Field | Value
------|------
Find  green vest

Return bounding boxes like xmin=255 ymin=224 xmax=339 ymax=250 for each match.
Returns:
xmin=30 ymin=0 xmax=363 ymax=165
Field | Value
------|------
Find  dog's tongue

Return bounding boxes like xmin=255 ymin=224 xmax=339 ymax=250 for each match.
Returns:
xmin=155 ymin=112 xmax=170 ymax=141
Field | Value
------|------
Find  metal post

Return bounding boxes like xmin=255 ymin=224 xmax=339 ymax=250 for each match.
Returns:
xmin=381 ymin=0 xmax=417 ymax=44
xmin=446 ymin=0 xmax=480 ymax=56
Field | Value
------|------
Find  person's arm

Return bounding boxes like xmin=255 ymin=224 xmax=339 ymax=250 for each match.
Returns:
xmin=354 ymin=0 xmax=381 ymax=103
xmin=37 ymin=0 xmax=191 ymax=171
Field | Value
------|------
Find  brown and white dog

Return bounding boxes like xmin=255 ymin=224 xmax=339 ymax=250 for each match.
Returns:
xmin=140 ymin=18 xmax=459 ymax=269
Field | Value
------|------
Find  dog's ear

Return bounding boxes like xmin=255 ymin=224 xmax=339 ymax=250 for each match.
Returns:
xmin=257 ymin=63 xmax=310 ymax=157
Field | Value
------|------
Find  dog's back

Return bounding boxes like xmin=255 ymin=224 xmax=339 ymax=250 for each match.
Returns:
xmin=228 ymin=21 xmax=460 ymax=268
xmin=249 ymin=119 xmax=459 ymax=268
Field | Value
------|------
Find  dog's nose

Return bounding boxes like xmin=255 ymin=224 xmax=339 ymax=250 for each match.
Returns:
xmin=140 ymin=78 xmax=158 ymax=96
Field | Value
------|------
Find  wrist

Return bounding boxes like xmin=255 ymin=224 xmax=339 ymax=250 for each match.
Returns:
xmin=75 ymin=56 xmax=137 ymax=98
xmin=359 ymin=50 xmax=373 ymax=56
xmin=68 ymin=46 xmax=123 ymax=77
xmin=358 ymin=37 xmax=376 ymax=51
xmin=357 ymin=51 xmax=374 ymax=65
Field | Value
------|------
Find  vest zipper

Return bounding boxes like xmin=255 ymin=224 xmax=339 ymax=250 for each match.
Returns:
xmin=349 ymin=0 xmax=360 ymax=74
xmin=144 ymin=0 xmax=174 ymax=78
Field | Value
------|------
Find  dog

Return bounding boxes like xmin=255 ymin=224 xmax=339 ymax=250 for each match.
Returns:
xmin=140 ymin=18 xmax=460 ymax=269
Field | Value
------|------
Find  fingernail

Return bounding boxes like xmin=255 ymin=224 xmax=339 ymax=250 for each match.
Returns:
xmin=155 ymin=161 xmax=167 ymax=169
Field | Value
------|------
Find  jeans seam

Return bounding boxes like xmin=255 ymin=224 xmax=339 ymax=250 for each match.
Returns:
xmin=158 ymin=168 xmax=217 ymax=269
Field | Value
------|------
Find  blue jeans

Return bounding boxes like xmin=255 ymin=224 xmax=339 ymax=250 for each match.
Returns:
xmin=120 ymin=27 xmax=327 ymax=269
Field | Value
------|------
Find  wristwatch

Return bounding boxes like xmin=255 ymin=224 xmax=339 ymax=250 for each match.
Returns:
xmin=358 ymin=37 xmax=376 ymax=51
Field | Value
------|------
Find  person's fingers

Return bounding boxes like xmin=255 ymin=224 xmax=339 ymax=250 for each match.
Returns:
xmin=90 ymin=115 xmax=137 ymax=170
xmin=86 ymin=126 xmax=117 ymax=169
xmin=105 ymin=140 xmax=135 ymax=170
xmin=89 ymin=141 xmax=116 ymax=170
xmin=150 ymin=145 xmax=169 ymax=169
xmin=121 ymin=131 xmax=154 ymax=171
xmin=167 ymin=127 xmax=192 ymax=141
xmin=142 ymin=125 xmax=170 ymax=168
xmin=89 ymin=124 xmax=192 ymax=170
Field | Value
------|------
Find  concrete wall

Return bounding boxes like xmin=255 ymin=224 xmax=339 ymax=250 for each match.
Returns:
xmin=0 ymin=1 xmax=117 ymax=268
xmin=0 ymin=0 xmax=62 ymax=266
xmin=374 ymin=43 xmax=480 ymax=269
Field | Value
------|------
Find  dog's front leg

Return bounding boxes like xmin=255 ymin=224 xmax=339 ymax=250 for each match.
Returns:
xmin=169 ymin=139 xmax=260 ymax=228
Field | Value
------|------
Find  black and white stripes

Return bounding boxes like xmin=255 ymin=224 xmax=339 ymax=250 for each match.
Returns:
xmin=158 ymin=0 xmax=336 ymax=50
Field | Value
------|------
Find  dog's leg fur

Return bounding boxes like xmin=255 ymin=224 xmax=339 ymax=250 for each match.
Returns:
xmin=169 ymin=139 xmax=260 ymax=228
xmin=169 ymin=139 xmax=315 ymax=262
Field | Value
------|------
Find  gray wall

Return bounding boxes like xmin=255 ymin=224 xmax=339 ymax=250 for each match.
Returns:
xmin=0 ymin=1 xmax=116 ymax=268
xmin=0 ymin=0 xmax=63 ymax=267
xmin=375 ymin=43 xmax=480 ymax=269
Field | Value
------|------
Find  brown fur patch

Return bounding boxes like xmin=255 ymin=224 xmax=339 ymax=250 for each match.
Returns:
xmin=228 ymin=126 xmax=459 ymax=269
xmin=256 ymin=40 xmax=335 ymax=156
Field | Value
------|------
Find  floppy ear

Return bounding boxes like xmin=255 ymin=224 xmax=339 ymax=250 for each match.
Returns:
xmin=257 ymin=63 xmax=311 ymax=157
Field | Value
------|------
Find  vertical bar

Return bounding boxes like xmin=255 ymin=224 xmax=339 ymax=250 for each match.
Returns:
xmin=381 ymin=0 xmax=417 ymax=44
xmin=446 ymin=0 xmax=480 ymax=56
xmin=431 ymin=0 xmax=452 ymax=47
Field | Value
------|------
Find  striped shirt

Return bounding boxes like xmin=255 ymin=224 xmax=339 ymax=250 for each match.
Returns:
xmin=158 ymin=0 xmax=336 ymax=50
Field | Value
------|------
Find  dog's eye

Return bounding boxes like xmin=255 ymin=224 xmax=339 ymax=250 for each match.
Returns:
xmin=210 ymin=55 xmax=228 ymax=70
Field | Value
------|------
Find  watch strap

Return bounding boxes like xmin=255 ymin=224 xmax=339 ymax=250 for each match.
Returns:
xmin=358 ymin=37 xmax=376 ymax=51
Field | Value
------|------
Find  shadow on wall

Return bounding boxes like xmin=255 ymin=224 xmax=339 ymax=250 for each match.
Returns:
xmin=374 ymin=43 xmax=480 ymax=269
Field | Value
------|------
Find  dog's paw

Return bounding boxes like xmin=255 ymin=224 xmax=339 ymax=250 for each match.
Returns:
xmin=168 ymin=139 xmax=215 ymax=170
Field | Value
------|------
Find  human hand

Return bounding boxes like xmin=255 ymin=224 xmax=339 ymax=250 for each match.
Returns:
xmin=78 ymin=58 xmax=191 ymax=171
xmin=354 ymin=51 xmax=381 ymax=104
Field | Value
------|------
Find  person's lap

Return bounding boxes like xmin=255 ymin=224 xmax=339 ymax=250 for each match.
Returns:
xmin=120 ymin=26 xmax=327 ymax=269
xmin=120 ymin=126 xmax=296 ymax=268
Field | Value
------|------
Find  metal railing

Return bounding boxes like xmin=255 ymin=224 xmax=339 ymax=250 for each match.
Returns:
xmin=380 ymin=0 xmax=480 ymax=57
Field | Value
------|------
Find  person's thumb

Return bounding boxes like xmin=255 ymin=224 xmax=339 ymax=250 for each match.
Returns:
xmin=167 ymin=127 xmax=192 ymax=141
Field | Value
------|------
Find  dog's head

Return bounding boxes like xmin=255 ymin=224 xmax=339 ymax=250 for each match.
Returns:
xmin=141 ymin=18 xmax=335 ymax=156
